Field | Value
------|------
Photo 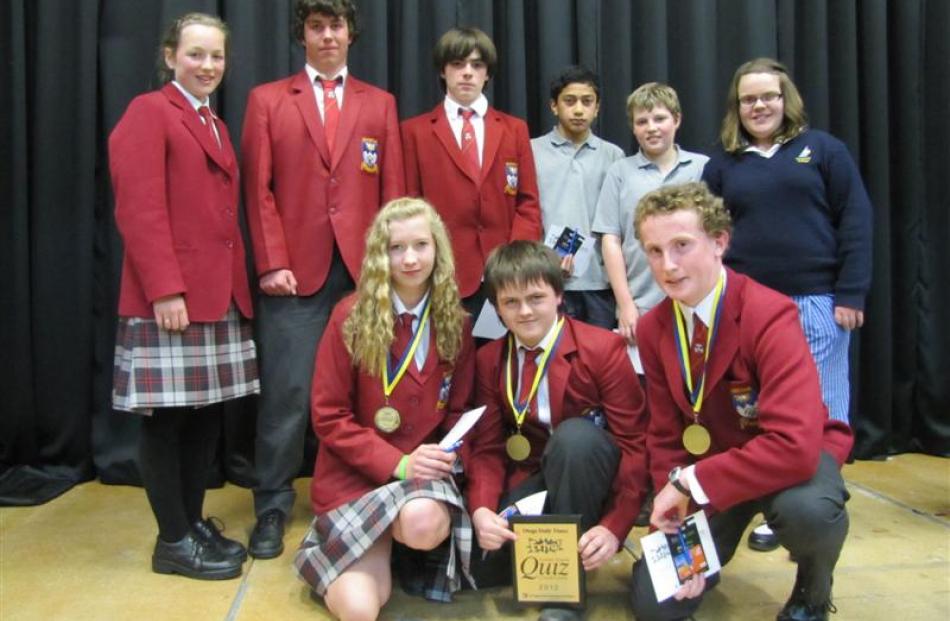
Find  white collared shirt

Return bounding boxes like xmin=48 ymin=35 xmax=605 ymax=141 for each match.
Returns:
xmin=392 ymin=290 xmax=431 ymax=371
xmin=443 ymin=94 xmax=488 ymax=166
xmin=513 ymin=317 xmax=561 ymax=431
xmin=305 ymin=64 xmax=348 ymax=121
xmin=744 ymin=142 xmax=781 ymax=158
xmin=678 ymin=267 xmax=727 ymax=505
xmin=171 ymin=80 xmax=220 ymax=144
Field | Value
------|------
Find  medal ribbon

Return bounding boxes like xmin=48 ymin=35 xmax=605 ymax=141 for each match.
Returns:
xmin=383 ymin=297 xmax=431 ymax=399
xmin=673 ymin=275 xmax=726 ymax=413
xmin=505 ymin=316 xmax=565 ymax=430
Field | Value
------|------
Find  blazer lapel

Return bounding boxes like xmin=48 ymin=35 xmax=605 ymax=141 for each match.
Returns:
xmin=331 ymin=77 xmax=363 ymax=169
xmin=480 ymin=107 xmax=502 ymax=182
xmin=546 ymin=318 xmax=575 ymax=429
xmin=703 ymin=272 xmax=742 ymax=392
xmin=290 ymin=71 xmax=331 ymax=167
xmin=657 ymin=303 xmax=695 ymax=417
xmin=165 ymin=84 xmax=232 ymax=173
xmin=431 ymin=106 xmax=480 ymax=185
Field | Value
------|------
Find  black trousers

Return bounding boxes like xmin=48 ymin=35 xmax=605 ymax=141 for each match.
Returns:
xmin=252 ymin=247 xmax=353 ymax=518
xmin=629 ymin=452 xmax=850 ymax=620
xmin=139 ymin=407 xmax=220 ymax=542
xmin=467 ymin=417 xmax=621 ymax=588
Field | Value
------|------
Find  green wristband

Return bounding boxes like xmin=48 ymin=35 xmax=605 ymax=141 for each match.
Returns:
xmin=396 ymin=455 xmax=409 ymax=480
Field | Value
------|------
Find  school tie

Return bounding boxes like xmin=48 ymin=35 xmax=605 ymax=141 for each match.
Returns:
xmin=391 ymin=312 xmax=416 ymax=362
xmin=459 ymin=108 xmax=480 ymax=176
xmin=690 ymin=315 xmax=708 ymax=389
xmin=197 ymin=105 xmax=220 ymax=148
xmin=518 ymin=347 xmax=542 ymax=417
xmin=320 ymin=78 xmax=341 ymax=154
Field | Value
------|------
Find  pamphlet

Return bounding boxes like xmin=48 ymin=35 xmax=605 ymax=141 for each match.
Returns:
xmin=640 ymin=510 xmax=721 ymax=602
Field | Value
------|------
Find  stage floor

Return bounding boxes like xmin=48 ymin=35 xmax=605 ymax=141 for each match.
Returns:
xmin=2 ymin=453 xmax=948 ymax=620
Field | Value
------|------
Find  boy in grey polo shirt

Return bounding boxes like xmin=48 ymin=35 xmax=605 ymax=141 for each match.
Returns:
xmin=592 ymin=83 xmax=708 ymax=345
xmin=531 ymin=66 xmax=625 ymax=329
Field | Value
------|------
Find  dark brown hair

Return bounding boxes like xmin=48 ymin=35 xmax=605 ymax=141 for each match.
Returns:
xmin=484 ymin=241 xmax=564 ymax=306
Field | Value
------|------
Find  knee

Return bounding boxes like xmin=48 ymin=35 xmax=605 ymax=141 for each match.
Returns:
xmin=396 ymin=500 xmax=450 ymax=550
xmin=628 ymin=561 xmax=666 ymax=621
xmin=771 ymin=489 xmax=848 ymax=546
xmin=326 ymin=595 xmax=384 ymax=621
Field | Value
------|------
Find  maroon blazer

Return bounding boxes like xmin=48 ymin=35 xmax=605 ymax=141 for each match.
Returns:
xmin=110 ymin=83 xmax=252 ymax=321
xmin=466 ymin=316 xmax=648 ymax=541
xmin=309 ymin=295 xmax=475 ymax=514
xmin=241 ymin=72 xmax=405 ymax=295
xmin=401 ymin=104 xmax=542 ymax=297
xmin=637 ymin=269 xmax=853 ymax=512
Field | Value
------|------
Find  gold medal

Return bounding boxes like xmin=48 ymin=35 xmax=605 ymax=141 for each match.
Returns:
xmin=506 ymin=433 xmax=531 ymax=461
xmin=683 ymin=423 xmax=711 ymax=455
xmin=374 ymin=406 xmax=401 ymax=433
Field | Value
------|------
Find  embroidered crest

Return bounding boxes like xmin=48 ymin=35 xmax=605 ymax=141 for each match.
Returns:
xmin=504 ymin=161 xmax=518 ymax=195
xmin=795 ymin=146 xmax=812 ymax=163
xmin=436 ymin=373 xmax=453 ymax=410
xmin=729 ymin=383 xmax=760 ymax=430
xmin=360 ymin=137 xmax=379 ymax=173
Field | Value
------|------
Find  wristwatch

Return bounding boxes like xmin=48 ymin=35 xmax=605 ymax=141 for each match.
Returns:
xmin=668 ymin=466 xmax=690 ymax=497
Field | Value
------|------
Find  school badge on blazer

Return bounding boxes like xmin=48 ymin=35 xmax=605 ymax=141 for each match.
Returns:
xmin=729 ymin=382 xmax=760 ymax=430
xmin=436 ymin=373 xmax=452 ymax=410
xmin=360 ymin=137 xmax=379 ymax=173
xmin=504 ymin=160 xmax=519 ymax=195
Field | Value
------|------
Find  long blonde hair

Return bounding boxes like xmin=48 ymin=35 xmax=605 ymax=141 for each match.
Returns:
xmin=343 ymin=198 xmax=464 ymax=376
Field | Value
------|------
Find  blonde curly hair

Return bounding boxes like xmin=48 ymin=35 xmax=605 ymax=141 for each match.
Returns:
xmin=343 ymin=197 xmax=464 ymax=377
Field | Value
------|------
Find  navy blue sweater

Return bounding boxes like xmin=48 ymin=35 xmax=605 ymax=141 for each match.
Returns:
xmin=702 ymin=129 xmax=872 ymax=309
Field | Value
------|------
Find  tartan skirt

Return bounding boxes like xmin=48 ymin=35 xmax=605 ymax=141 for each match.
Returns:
xmin=294 ymin=478 xmax=474 ymax=603
xmin=112 ymin=306 xmax=259 ymax=415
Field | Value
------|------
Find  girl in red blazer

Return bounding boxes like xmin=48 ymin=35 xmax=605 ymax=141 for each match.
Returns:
xmin=295 ymin=198 xmax=476 ymax=618
xmin=109 ymin=13 xmax=258 ymax=581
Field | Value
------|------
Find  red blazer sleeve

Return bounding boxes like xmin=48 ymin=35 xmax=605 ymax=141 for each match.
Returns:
xmin=110 ymin=95 xmax=185 ymax=303
xmin=401 ymin=119 xmax=422 ymax=198
xmin=465 ymin=341 xmax=509 ymax=513
xmin=241 ymin=86 xmax=291 ymax=276
xmin=380 ymin=93 xmax=406 ymax=203
xmin=508 ymin=119 xmax=542 ymax=241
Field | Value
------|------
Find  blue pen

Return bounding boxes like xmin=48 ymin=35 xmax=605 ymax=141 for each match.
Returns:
xmin=443 ymin=440 xmax=464 ymax=453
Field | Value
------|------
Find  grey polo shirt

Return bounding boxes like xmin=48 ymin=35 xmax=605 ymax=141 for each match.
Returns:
xmin=591 ymin=147 xmax=709 ymax=312
xmin=531 ymin=127 xmax=625 ymax=290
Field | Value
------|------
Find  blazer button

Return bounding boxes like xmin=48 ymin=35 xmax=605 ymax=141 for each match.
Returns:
xmin=329 ymin=206 xmax=337 ymax=215
xmin=225 ymin=240 xmax=234 ymax=249
xmin=410 ymin=397 xmax=419 ymax=406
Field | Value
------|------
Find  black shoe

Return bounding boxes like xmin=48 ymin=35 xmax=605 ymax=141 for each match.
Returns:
xmin=193 ymin=516 xmax=247 ymax=562
xmin=249 ymin=509 xmax=285 ymax=559
xmin=538 ymin=606 xmax=582 ymax=621
xmin=152 ymin=531 xmax=242 ymax=580
xmin=776 ymin=598 xmax=837 ymax=621
xmin=748 ymin=523 xmax=780 ymax=552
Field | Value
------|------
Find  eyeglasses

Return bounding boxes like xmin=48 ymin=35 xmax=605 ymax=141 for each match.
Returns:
xmin=738 ymin=92 xmax=782 ymax=107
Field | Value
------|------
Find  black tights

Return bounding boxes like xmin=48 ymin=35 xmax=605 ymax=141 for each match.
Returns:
xmin=139 ymin=407 xmax=220 ymax=542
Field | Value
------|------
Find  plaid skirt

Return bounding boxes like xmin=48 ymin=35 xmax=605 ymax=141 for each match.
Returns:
xmin=294 ymin=478 xmax=474 ymax=603
xmin=112 ymin=306 xmax=259 ymax=415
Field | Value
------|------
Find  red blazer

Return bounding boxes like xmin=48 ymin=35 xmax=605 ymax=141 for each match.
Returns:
xmin=241 ymin=72 xmax=405 ymax=295
xmin=637 ymin=269 xmax=853 ymax=512
xmin=309 ymin=295 xmax=475 ymax=514
xmin=465 ymin=316 xmax=648 ymax=541
xmin=401 ymin=104 xmax=542 ymax=297
xmin=110 ymin=83 xmax=252 ymax=321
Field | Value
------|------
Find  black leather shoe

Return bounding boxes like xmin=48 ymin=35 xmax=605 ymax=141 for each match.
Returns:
xmin=776 ymin=598 xmax=837 ymax=621
xmin=152 ymin=531 xmax=242 ymax=580
xmin=748 ymin=523 xmax=780 ymax=552
xmin=193 ymin=517 xmax=247 ymax=562
xmin=249 ymin=509 xmax=285 ymax=559
xmin=538 ymin=607 xmax=582 ymax=621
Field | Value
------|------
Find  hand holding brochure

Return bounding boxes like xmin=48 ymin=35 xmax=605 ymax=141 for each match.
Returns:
xmin=640 ymin=510 xmax=721 ymax=602
xmin=498 ymin=490 xmax=547 ymax=519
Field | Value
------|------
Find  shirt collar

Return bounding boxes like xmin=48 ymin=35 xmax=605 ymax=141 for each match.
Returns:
xmin=444 ymin=93 xmax=489 ymax=119
xmin=514 ymin=315 xmax=561 ymax=353
xmin=171 ymin=80 xmax=210 ymax=111
xmin=305 ymin=64 xmax=348 ymax=85
xmin=391 ymin=289 xmax=430 ymax=317
xmin=682 ymin=268 xmax=727 ymax=327
xmin=632 ymin=145 xmax=692 ymax=169
xmin=549 ymin=126 xmax=597 ymax=149
xmin=744 ymin=142 xmax=782 ymax=158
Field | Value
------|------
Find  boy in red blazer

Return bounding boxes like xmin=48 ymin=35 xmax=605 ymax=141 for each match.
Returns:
xmin=464 ymin=242 xmax=648 ymax=614
xmin=629 ymin=182 xmax=852 ymax=621
xmin=240 ymin=0 xmax=404 ymax=559
xmin=401 ymin=28 xmax=542 ymax=312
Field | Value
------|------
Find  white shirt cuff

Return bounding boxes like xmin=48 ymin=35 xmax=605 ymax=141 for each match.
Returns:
xmin=681 ymin=464 xmax=710 ymax=505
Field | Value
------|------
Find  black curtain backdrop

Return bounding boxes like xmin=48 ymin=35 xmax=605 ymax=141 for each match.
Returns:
xmin=2 ymin=0 xmax=947 ymax=505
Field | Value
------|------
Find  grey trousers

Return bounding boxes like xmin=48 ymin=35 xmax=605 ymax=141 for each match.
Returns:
xmin=252 ymin=249 xmax=352 ymax=518
xmin=467 ymin=417 xmax=621 ymax=588
xmin=629 ymin=451 xmax=850 ymax=620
